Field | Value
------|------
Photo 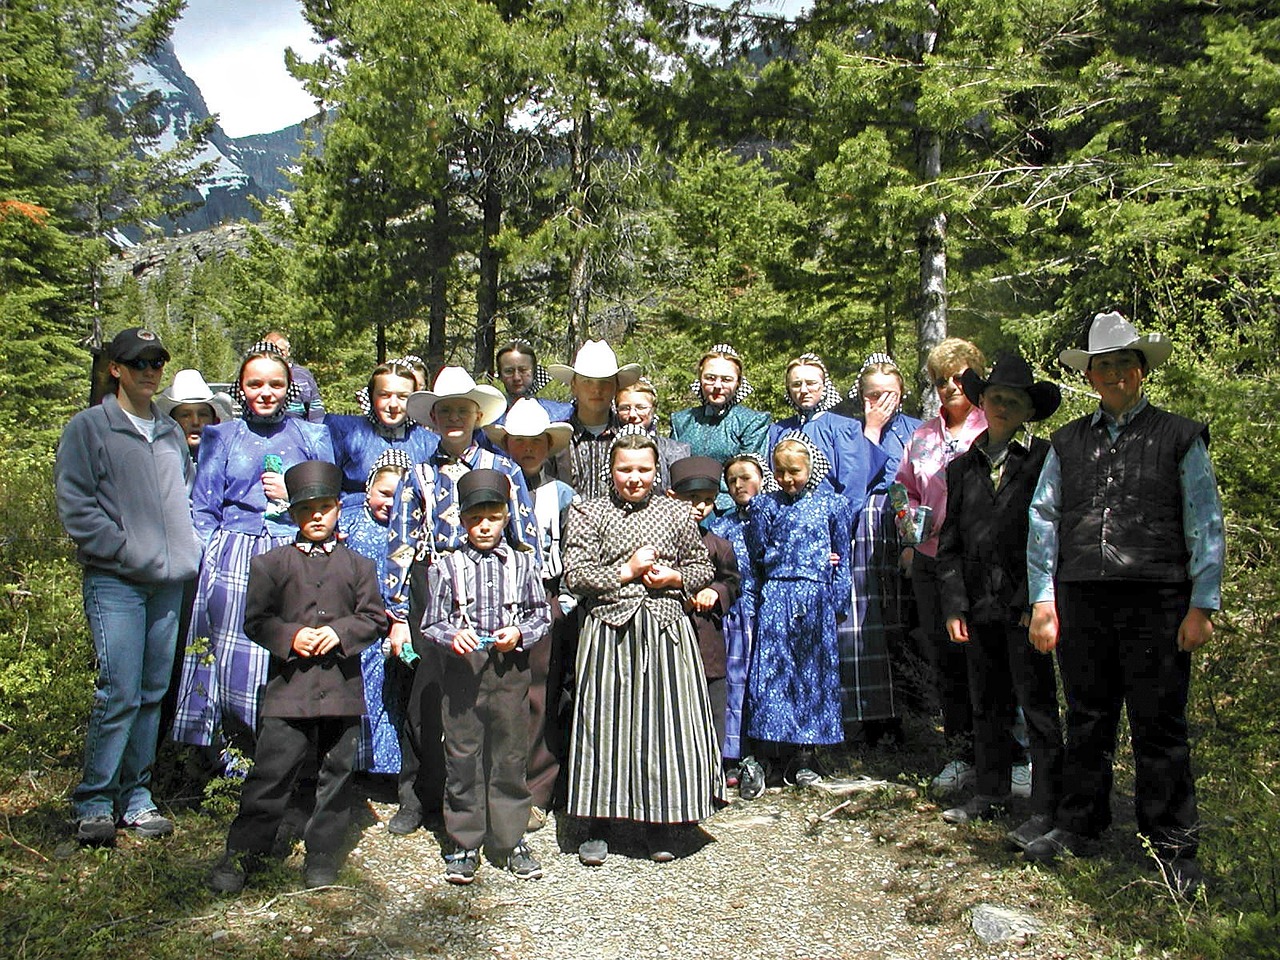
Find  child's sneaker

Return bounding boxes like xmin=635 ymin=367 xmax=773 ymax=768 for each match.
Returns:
xmin=930 ymin=759 xmax=976 ymax=795
xmin=505 ymin=840 xmax=543 ymax=879
xmin=738 ymin=756 xmax=766 ymax=801
xmin=445 ymin=849 xmax=480 ymax=885
xmin=121 ymin=808 xmax=174 ymax=839
xmin=75 ymin=813 xmax=117 ymax=846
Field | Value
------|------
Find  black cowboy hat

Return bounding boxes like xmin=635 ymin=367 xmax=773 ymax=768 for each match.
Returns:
xmin=960 ymin=353 xmax=1061 ymax=422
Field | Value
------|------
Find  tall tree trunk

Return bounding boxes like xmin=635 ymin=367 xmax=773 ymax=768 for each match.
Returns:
xmin=565 ymin=108 xmax=594 ymax=351
xmin=475 ymin=174 xmax=501 ymax=376
xmin=914 ymin=2 xmax=947 ymax=418
xmin=426 ymin=196 xmax=450 ymax=372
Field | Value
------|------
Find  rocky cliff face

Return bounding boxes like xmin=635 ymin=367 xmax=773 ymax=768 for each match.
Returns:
xmin=126 ymin=40 xmax=313 ymax=238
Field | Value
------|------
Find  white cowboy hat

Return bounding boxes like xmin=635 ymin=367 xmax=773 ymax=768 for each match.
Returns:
xmin=405 ymin=366 xmax=506 ymax=428
xmin=1059 ymin=311 xmax=1173 ymax=372
xmin=545 ymin=339 xmax=642 ymax=388
xmin=483 ymin=398 xmax=573 ymax=456
xmin=156 ymin=369 xmax=234 ymax=421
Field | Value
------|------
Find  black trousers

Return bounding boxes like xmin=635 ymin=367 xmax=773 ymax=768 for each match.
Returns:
xmin=965 ymin=620 xmax=1062 ymax=815
xmin=441 ymin=649 xmax=532 ymax=854
xmin=401 ymin=562 xmax=447 ymax=817
xmin=1054 ymin=581 xmax=1199 ymax=859
xmin=225 ymin=715 xmax=358 ymax=860
xmin=910 ymin=553 xmax=973 ymax=758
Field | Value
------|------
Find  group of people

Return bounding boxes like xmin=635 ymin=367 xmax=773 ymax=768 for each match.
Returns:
xmin=53 ymin=311 xmax=1223 ymax=898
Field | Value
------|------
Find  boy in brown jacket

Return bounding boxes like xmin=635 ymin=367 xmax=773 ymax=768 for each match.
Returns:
xmin=208 ymin=461 xmax=387 ymax=893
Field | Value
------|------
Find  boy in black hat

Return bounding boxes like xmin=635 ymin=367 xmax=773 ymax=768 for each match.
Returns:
xmin=209 ymin=461 xmax=387 ymax=893
xmin=934 ymin=354 xmax=1064 ymax=849
xmin=668 ymin=456 xmax=741 ymax=764
xmin=421 ymin=469 xmax=550 ymax=885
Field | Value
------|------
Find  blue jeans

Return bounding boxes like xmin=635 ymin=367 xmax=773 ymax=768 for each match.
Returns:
xmin=73 ymin=570 xmax=183 ymax=821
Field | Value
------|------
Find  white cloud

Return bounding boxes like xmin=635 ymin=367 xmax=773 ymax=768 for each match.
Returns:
xmin=172 ymin=0 xmax=322 ymax=137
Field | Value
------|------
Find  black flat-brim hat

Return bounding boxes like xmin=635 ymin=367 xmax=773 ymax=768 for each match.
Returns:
xmin=669 ymin=456 xmax=723 ymax=494
xmin=961 ymin=354 xmax=1062 ymax=422
xmin=285 ymin=461 xmax=343 ymax=506
xmin=457 ymin=468 xmax=511 ymax=513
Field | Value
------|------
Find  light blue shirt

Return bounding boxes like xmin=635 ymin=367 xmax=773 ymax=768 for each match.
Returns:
xmin=1027 ymin=396 xmax=1224 ymax=610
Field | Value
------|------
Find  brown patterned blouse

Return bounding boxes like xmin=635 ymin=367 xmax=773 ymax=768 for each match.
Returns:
xmin=563 ymin=492 xmax=714 ymax=629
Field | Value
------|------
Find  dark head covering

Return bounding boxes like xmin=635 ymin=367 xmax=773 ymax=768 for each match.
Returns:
xmin=669 ymin=456 xmax=723 ymax=495
xmin=960 ymin=353 xmax=1062 ymax=422
xmin=108 ymin=327 xmax=170 ymax=362
xmin=457 ymin=468 xmax=511 ymax=513
xmin=285 ymin=461 xmax=343 ymax=506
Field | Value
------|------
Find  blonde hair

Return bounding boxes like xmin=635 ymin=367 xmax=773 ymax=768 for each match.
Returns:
xmin=772 ymin=438 xmax=811 ymax=464
xmin=926 ymin=338 xmax=986 ymax=381
xmin=859 ymin=359 xmax=906 ymax=397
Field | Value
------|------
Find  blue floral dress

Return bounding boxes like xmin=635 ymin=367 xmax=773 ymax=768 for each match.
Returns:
xmin=744 ymin=488 xmax=854 ymax=746
xmin=340 ymin=503 xmax=410 ymax=774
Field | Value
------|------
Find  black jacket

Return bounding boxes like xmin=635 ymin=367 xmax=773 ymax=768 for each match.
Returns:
xmin=937 ymin=433 xmax=1050 ymax=626
xmin=244 ymin=541 xmax=387 ymax=718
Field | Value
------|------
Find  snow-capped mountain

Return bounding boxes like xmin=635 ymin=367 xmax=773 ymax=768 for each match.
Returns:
xmin=126 ymin=39 xmax=314 ymax=238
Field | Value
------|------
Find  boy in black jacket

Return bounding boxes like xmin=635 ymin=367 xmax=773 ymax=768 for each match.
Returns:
xmin=209 ymin=461 xmax=387 ymax=893
xmin=935 ymin=354 xmax=1064 ymax=850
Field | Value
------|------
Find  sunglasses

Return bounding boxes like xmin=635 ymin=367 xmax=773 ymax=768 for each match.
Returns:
xmin=120 ymin=357 xmax=166 ymax=371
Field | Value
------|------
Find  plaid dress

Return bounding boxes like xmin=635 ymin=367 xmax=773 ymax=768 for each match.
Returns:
xmin=838 ymin=411 xmax=921 ymax=724
xmin=170 ymin=417 xmax=333 ymax=748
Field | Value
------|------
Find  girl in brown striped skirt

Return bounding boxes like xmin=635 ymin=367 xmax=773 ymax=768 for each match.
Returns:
xmin=563 ymin=433 xmax=726 ymax=864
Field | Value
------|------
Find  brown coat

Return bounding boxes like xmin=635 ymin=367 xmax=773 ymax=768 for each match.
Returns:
xmin=244 ymin=542 xmax=387 ymax=718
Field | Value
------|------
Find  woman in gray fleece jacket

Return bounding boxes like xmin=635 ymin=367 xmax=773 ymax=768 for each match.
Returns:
xmin=54 ymin=328 xmax=202 ymax=845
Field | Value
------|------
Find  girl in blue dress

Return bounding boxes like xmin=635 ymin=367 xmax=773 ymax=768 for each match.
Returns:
xmin=340 ymin=450 xmax=417 ymax=777
xmin=326 ymin=360 xmax=438 ymax=509
xmin=743 ymin=433 xmax=854 ymax=786
xmin=171 ymin=343 xmax=334 ymax=760
xmin=708 ymin=454 xmax=771 ymax=777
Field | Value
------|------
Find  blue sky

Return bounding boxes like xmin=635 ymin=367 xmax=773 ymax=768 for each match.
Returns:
xmin=172 ymin=0 xmax=811 ymax=138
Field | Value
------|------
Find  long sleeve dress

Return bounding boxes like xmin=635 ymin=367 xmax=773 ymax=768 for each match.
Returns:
xmin=562 ymin=492 xmax=725 ymax=823
xmin=670 ymin=402 xmax=771 ymax=513
xmin=340 ymin=501 xmax=414 ymax=774
xmin=171 ymin=416 xmax=334 ymax=751
xmin=744 ymin=488 xmax=854 ymax=746
xmin=840 ymin=410 xmax=923 ymax=726
xmin=708 ymin=505 xmax=758 ymax=762
xmin=325 ymin=414 xmax=438 ymax=510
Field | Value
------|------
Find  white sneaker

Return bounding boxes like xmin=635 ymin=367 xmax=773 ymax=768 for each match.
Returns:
xmin=930 ymin=759 xmax=975 ymax=795
xmin=1011 ymin=763 xmax=1033 ymax=799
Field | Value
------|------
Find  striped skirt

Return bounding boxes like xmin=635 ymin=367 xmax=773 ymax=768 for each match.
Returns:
xmin=837 ymin=492 xmax=905 ymax=724
xmin=170 ymin=528 xmax=290 ymax=747
xmin=567 ymin=607 xmax=726 ymax=823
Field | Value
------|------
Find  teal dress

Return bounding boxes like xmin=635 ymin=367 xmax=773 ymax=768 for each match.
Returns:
xmin=670 ymin=403 xmax=770 ymax=513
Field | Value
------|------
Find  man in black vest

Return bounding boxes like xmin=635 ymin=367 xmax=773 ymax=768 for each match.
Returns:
xmin=1024 ymin=312 xmax=1224 ymax=897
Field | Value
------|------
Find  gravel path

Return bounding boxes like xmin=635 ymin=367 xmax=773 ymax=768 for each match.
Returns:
xmin=314 ymin=782 xmax=1090 ymax=960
